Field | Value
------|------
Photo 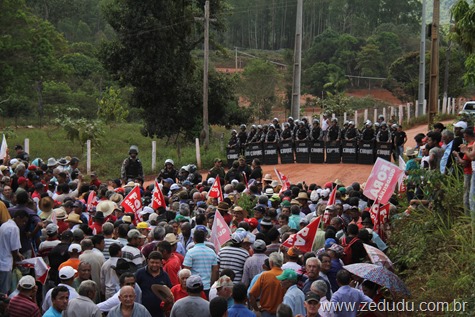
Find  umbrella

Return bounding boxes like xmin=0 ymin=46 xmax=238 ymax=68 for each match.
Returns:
xmin=363 ymin=243 xmax=393 ymax=270
xmin=343 ymin=263 xmax=410 ymax=296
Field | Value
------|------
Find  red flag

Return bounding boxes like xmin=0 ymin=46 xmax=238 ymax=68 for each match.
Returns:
xmin=327 ymin=186 xmax=337 ymax=205
xmin=322 ymin=187 xmax=338 ymax=226
xmin=274 ymin=168 xmax=291 ymax=192
xmin=121 ymin=186 xmax=143 ymax=222
xmin=207 ymin=176 xmax=223 ymax=203
xmin=370 ymin=200 xmax=389 ymax=241
xmin=210 ymin=208 xmax=232 ymax=252
xmin=152 ymin=180 xmax=167 ymax=209
xmin=87 ymin=190 xmax=97 ymax=212
xmin=282 ymin=216 xmax=321 ymax=253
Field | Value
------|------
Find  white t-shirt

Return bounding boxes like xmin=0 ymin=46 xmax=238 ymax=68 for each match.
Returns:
xmin=0 ymin=219 xmax=21 ymax=271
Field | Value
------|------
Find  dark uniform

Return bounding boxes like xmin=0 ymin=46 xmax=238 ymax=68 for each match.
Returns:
xmin=294 ymin=124 xmax=309 ymax=141
xmin=265 ymin=127 xmax=280 ymax=143
xmin=310 ymin=124 xmax=322 ymax=141
xmin=361 ymin=126 xmax=375 ymax=141
xmin=228 ymin=131 xmax=240 ymax=148
xmin=327 ymin=124 xmax=340 ymax=141
xmin=345 ymin=126 xmax=359 ymax=140
xmin=376 ymin=127 xmax=391 ymax=142
xmin=281 ymin=125 xmax=293 ymax=141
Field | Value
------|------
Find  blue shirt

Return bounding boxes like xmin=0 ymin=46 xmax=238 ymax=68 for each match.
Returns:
xmin=183 ymin=242 xmax=217 ymax=290
xmin=43 ymin=306 xmax=62 ymax=317
xmin=135 ymin=266 xmax=172 ymax=317
xmin=330 ymin=285 xmax=373 ymax=317
xmin=283 ymin=284 xmax=305 ymax=317
xmin=228 ymin=304 xmax=256 ymax=317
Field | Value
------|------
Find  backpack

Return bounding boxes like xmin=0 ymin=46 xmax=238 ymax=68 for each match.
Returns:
xmin=341 ymin=236 xmax=360 ymax=265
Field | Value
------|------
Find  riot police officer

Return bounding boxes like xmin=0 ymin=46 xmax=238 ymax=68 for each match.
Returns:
xmin=327 ymin=118 xmax=340 ymax=141
xmin=310 ymin=119 xmax=322 ymax=141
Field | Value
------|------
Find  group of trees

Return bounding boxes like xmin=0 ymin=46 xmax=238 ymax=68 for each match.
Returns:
xmin=1 ymin=0 xmax=474 ymax=143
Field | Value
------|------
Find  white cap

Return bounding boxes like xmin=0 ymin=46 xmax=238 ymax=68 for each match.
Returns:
xmin=170 ymin=184 xmax=180 ymax=191
xmin=140 ymin=206 xmax=155 ymax=215
xmin=68 ymin=243 xmax=82 ymax=253
xmin=59 ymin=266 xmax=77 ymax=279
xmin=454 ymin=121 xmax=468 ymax=130
xmin=19 ymin=275 xmax=36 ymax=289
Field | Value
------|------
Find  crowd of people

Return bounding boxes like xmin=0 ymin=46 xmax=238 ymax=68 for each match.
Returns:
xmin=0 ymin=116 xmax=468 ymax=317
xmin=227 ymin=115 xmax=408 ymax=161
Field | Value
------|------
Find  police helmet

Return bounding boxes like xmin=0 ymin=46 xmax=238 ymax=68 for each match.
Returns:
xmin=165 ymin=159 xmax=174 ymax=166
xmin=129 ymin=145 xmax=139 ymax=154
xmin=269 ymin=124 xmax=275 ymax=129
xmin=313 ymin=118 xmax=320 ymax=124
xmin=331 ymin=118 xmax=338 ymax=123
xmin=240 ymin=124 xmax=246 ymax=130
xmin=288 ymin=116 xmax=294 ymax=121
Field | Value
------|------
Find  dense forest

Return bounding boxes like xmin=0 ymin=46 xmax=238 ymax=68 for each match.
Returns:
xmin=0 ymin=0 xmax=471 ymax=138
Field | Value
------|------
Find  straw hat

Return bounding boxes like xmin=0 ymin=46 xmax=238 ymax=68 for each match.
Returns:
xmin=96 ymin=200 xmax=116 ymax=217
xmin=65 ymin=213 xmax=82 ymax=224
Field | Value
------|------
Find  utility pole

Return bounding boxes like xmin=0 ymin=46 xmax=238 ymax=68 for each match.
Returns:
xmin=201 ymin=1 xmax=210 ymax=148
xmin=291 ymin=0 xmax=303 ymax=120
xmin=418 ymin=0 xmax=426 ymax=118
xmin=428 ymin=0 xmax=440 ymax=128
xmin=443 ymin=13 xmax=453 ymax=102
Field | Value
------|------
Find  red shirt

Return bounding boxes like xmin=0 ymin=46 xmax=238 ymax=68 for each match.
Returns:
xmin=89 ymin=222 xmax=103 ymax=234
xmin=162 ymin=253 xmax=182 ymax=286
xmin=173 ymin=251 xmax=184 ymax=266
xmin=57 ymin=220 xmax=69 ymax=234
xmin=7 ymin=293 xmax=41 ymax=317
xmin=170 ymin=284 xmax=207 ymax=301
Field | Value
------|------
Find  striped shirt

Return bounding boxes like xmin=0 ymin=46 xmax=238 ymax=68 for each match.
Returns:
xmin=217 ymin=246 xmax=249 ymax=283
xmin=7 ymin=293 xmax=41 ymax=317
xmin=183 ymin=243 xmax=217 ymax=290
xmin=121 ymin=244 xmax=145 ymax=269
xmin=103 ymin=238 xmax=121 ymax=259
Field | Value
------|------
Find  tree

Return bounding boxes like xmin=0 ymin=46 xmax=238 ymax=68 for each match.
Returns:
xmin=97 ymin=86 xmax=130 ymax=127
xmin=100 ymin=0 xmax=231 ymax=140
xmin=452 ymin=0 xmax=475 ymax=85
xmin=240 ymin=59 xmax=279 ymax=120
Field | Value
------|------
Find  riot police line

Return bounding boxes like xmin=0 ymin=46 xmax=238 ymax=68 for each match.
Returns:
xmin=226 ymin=139 xmax=393 ymax=166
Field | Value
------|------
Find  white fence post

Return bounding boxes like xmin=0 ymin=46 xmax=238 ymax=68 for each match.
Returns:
xmin=415 ymin=101 xmax=419 ymax=117
xmin=195 ymin=138 xmax=201 ymax=169
xmin=354 ymin=110 xmax=358 ymax=127
xmin=374 ymin=109 xmax=378 ymax=122
xmin=398 ymin=105 xmax=403 ymax=125
xmin=407 ymin=103 xmax=411 ymax=123
xmin=151 ymin=141 xmax=156 ymax=173
xmin=332 ymin=113 xmax=336 ymax=120
xmin=24 ymin=139 xmax=29 ymax=155
xmin=423 ymin=99 xmax=427 ymax=115
xmin=343 ymin=112 xmax=347 ymax=123
xmin=442 ymin=97 xmax=447 ymax=114
xmin=364 ymin=109 xmax=368 ymax=122
xmin=87 ymin=140 xmax=91 ymax=175
xmin=320 ymin=114 xmax=323 ymax=124
xmin=383 ymin=107 xmax=387 ymax=121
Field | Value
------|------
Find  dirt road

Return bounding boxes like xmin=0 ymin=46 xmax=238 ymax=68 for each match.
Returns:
xmin=145 ymin=120 xmax=453 ymax=187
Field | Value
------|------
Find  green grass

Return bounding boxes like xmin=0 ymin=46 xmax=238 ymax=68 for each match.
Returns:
xmin=3 ymin=123 xmax=230 ymax=181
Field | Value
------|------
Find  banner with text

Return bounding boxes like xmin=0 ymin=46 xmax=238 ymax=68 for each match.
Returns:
xmin=363 ymin=158 xmax=404 ymax=204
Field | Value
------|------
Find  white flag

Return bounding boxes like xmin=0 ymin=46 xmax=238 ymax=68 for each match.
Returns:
xmin=0 ymin=135 xmax=7 ymax=161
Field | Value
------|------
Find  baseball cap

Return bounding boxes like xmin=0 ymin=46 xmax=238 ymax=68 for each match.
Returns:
xmin=139 ymin=206 xmax=155 ymax=215
xmin=18 ymin=275 xmax=36 ymax=289
xmin=128 ymin=229 xmax=146 ymax=239
xmin=253 ymin=205 xmax=265 ymax=214
xmin=277 ymin=269 xmax=298 ymax=281
xmin=136 ymin=222 xmax=151 ymax=230
xmin=170 ymin=184 xmax=180 ymax=191
xmin=163 ymin=178 xmax=175 ymax=184
xmin=454 ymin=121 xmax=468 ymax=130
xmin=59 ymin=266 xmax=77 ymax=279
xmin=186 ymin=275 xmax=203 ymax=289
xmin=252 ymin=239 xmax=266 ymax=251
xmin=68 ymin=243 xmax=82 ymax=253
xmin=46 ymin=223 xmax=58 ymax=235
xmin=305 ymin=292 xmax=321 ymax=303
